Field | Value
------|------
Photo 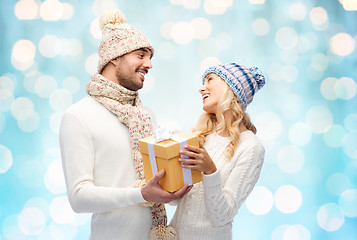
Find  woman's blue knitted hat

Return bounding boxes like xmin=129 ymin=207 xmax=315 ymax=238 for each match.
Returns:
xmin=202 ymin=63 xmax=265 ymax=109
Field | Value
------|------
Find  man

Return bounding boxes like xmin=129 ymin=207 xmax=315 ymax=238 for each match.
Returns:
xmin=59 ymin=9 xmax=189 ymax=240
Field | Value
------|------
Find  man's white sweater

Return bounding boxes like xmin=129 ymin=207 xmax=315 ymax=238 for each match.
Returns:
xmin=59 ymin=96 xmax=152 ymax=240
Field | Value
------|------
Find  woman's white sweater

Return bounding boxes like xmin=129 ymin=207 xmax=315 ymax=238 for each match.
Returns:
xmin=170 ymin=131 xmax=265 ymax=240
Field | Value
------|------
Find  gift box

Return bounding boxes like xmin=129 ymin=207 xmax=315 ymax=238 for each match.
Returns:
xmin=139 ymin=133 xmax=203 ymax=192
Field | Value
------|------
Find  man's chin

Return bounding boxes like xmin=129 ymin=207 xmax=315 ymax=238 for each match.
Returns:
xmin=136 ymin=80 xmax=144 ymax=90
xmin=131 ymin=84 xmax=144 ymax=91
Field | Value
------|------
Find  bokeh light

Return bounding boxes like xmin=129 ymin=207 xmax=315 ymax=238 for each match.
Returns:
xmin=18 ymin=207 xmax=47 ymax=236
xmin=274 ymin=185 xmax=302 ymax=214
xmin=323 ymin=124 xmax=346 ymax=148
xmin=305 ymin=106 xmax=333 ymax=134
xmin=288 ymin=122 xmax=312 ymax=146
xmin=11 ymin=40 xmax=36 ymax=70
xmin=339 ymin=189 xmax=357 ymax=217
xmin=335 ymin=77 xmax=357 ymax=100
xmin=310 ymin=7 xmax=329 ymax=31
xmin=275 ymin=27 xmax=298 ymax=50
xmin=0 ymin=113 xmax=5 ymax=133
xmin=34 ymin=75 xmax=58 ymax=98
xmin=326 ymin=173 xmax=354 ymax=196
xmin=49 ymin=196 xmax=77 ymax=224
xmin=344 ymin=113 xmax=357 ymax=131
xmin=199 ymin=56 xmax=221 ymax=74
xmin=44 ymin=159 xmax=66 ymax=194
xmin=340 ymin=0 xmax=357 ymax=11
xmin=85 ymin=54 xmax=99 ymax=75
xmin=15 ymin=0 xmax=38 ymax=20
xmin=191 ymin=18 xmax=211 ymax=40
xmin=249 ymin=0 xmax=265 ymax=4
xmin=49 ymin=89 xmax=73 ymax=112
xmin=289 ymin=2 xmax=307 ymax=21
xmin=343 ymin=131 xmax=357 ymax=159
xmin=11 ymin=97 xmax=34 ymax=120
xmin=277 ymin=145 xmax=305 ymax=173
xmin=39 ymin=0 xmax=73 ymax=21
xmin=17 ymin=112 xmax=40 ymax=132
xmin=204 ymin=0 xmax=233 ymax=15
xmin=320 ymin=77 xmax=339 ymax=100
xmin=317 ymin=203 xmax=344 ymax=231
xmin=183 ymin=0 xmax=201 ymax=9
xmin=330 ymin=33 xmax=355 ymax=56
xmin=0 ymin=145 xmax=13 ymax=174
xmin=255 ymin=111 xmax=283 ymax=141
xmin=245 ymin=186 xmax=274 ymax=215
xmin=39 ymin=35 xmax=61 ymax=58
xmin=0 ymin=89 xmax=15 ymax=112
xmin=1 ymin=1 xmax=357 ymax=239
xmin=171 ymin=21 xmax=194 ymax=44
xmin=90 ymin=18 xmax=101 ymax=39
xmin=272 ymin=224 xmax=311 ymax=240
xmin=252 ymin=18 xmax=270 ymax=36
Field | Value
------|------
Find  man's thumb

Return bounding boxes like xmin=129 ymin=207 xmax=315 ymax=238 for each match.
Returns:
xmin=154 ymin=169 xmax=165 ymax=181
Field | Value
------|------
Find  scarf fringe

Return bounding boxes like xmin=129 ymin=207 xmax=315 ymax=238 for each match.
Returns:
xmin=150 ymin=225 xmax=177 ymax=240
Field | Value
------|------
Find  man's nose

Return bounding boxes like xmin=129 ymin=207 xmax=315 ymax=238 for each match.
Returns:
xmin=143 ymin=57 xmax=152 ymax=69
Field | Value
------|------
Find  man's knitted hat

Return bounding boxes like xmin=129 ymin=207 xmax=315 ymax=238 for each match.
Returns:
xmin=97 ymin=9 xmax=154 ymax=73
xmin=202 ymin=63 xmax=265 ymax=109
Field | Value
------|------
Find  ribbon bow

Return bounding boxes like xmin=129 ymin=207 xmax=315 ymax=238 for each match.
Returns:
xmin=154 ymin=126 xmax=183 ymax=143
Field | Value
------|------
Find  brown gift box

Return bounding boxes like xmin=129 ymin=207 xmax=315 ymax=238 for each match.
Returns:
xmin=139 ymin=133 xmax=202 ymax=192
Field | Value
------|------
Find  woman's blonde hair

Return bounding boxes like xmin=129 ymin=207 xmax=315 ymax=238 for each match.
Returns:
xmin=192 ymin=76 xmax=257 ymax=160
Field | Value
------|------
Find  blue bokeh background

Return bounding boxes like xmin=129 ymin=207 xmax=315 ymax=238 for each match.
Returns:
xmin=1 ymin=0 xmax=357 ymax=239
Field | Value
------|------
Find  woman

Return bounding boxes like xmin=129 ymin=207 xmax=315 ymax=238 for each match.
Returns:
xmin=170 ymin=63 xmax=266 ymax=239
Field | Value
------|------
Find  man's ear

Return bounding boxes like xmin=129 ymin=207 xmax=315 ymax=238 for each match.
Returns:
xmin=110 ymin=58 xmax=119 ymax=66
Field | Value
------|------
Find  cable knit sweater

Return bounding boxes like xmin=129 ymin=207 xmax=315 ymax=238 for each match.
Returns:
xmin=170 ymin=131 xmax=265 ymax=240
xmin=59 ymin=96 xmax=152 ymax=240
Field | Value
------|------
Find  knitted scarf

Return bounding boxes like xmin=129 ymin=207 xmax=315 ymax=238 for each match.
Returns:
xmin=86 ymin=73 xmax=176 ymax=240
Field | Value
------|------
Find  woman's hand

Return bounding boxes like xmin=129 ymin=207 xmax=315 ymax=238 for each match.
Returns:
xmin=179 ymin=142 xmax=217 ymax=175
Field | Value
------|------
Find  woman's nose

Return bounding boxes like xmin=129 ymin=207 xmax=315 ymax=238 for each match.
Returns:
xmin=199 ymin=84 xmax=206 ymax=93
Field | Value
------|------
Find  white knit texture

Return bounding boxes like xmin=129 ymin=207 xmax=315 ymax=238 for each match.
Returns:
xmin=170 ymin=131 xmax=265 ymax=240
xmin=60 ymin=96 xmax=152 ymax=240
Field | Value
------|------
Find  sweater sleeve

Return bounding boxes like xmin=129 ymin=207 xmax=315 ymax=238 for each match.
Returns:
xmin=59 ymin=112 xmax=145 ymax=214
xmin=202 ymin=142 xmax=265 ymax=226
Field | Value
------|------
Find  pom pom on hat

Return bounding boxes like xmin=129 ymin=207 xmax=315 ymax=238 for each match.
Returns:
xmin=249 ymin=66 xmax=265 ymax=90
xmin=99 ymin=9 xmax=126 ymax=31
xmin=202 ymin=63 xmax=265 ymax=109
xmin=97 ymin=8 xmax=154 ymax=73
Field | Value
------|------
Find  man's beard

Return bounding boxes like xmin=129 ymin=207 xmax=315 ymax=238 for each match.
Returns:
xmin=115 ymin=66 xmax=142 ymax=91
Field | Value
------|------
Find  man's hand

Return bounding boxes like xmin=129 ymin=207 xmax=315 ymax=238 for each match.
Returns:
xmin=141 ymin=169 xmax=192 ymax=203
